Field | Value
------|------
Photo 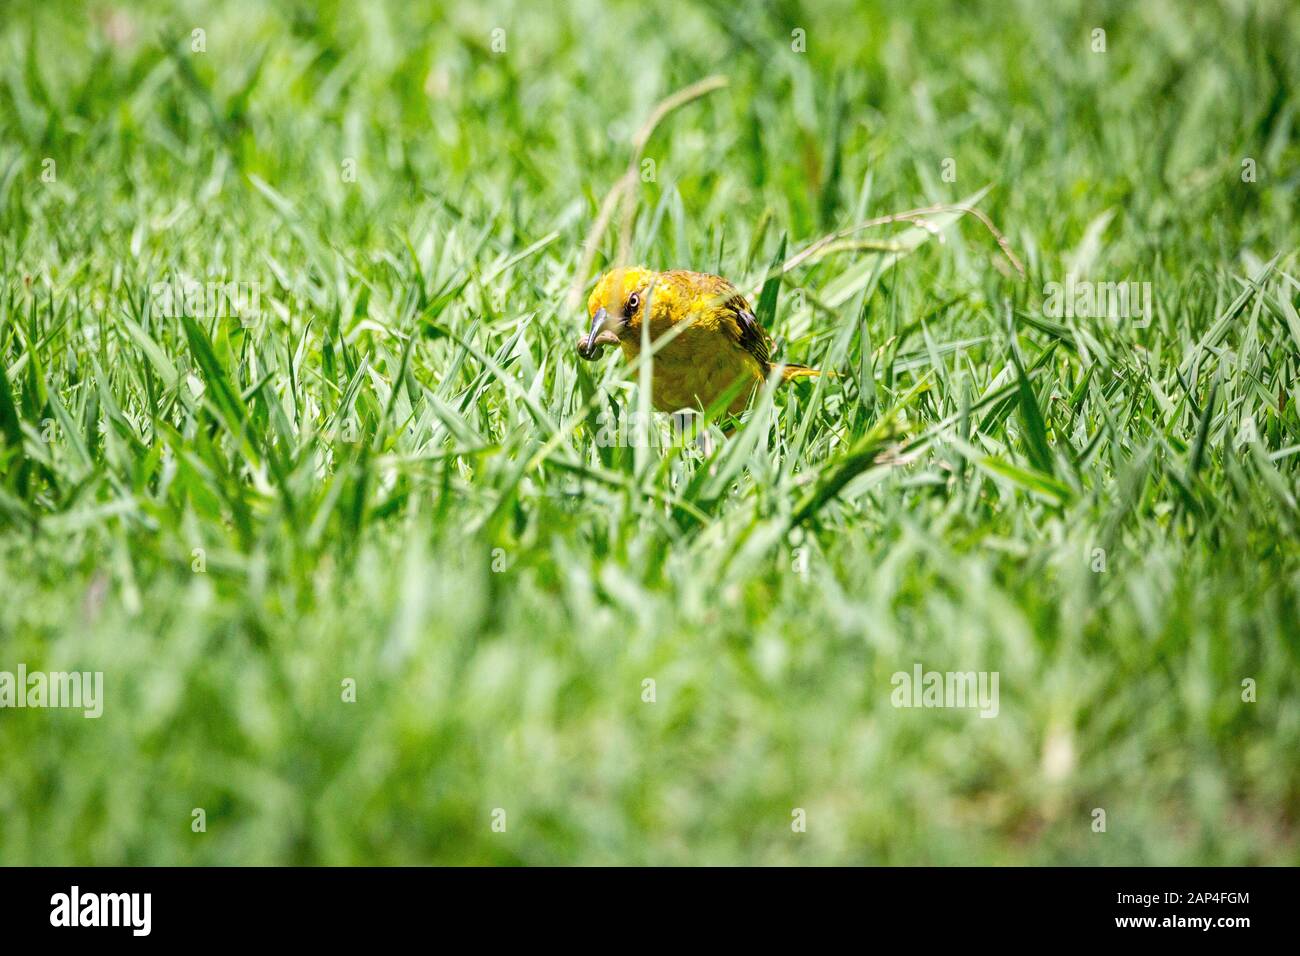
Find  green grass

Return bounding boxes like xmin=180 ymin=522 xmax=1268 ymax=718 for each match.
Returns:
xmin=1 ymin=0 xmax=1298 ymax=865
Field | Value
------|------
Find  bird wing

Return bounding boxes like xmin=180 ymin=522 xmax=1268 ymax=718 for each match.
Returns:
xmin=710 ymin=280 xmax=772 ymax=370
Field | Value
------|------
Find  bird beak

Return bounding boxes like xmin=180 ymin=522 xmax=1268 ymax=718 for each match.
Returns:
xmin=577 ymin=307 xmax=619 ymax=360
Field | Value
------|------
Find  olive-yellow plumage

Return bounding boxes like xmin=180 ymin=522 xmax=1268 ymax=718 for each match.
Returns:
xmin=576 ymin=267 xmax=818 ymax=415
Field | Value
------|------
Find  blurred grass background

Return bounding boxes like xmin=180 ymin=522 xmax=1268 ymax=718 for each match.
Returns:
xmin=0 ymin=0 xmax=1298 ymax=864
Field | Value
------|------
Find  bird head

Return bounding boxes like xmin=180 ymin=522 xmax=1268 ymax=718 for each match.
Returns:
xmin=577 ymin=266 xmax=655 ymax=360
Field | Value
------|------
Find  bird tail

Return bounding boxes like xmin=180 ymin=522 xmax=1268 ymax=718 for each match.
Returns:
xmin=780 ymin=363 xmax=823 ymax=382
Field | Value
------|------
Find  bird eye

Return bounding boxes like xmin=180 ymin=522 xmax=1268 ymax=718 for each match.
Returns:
xmin=625 ymin=292 xmax=640 ymax=314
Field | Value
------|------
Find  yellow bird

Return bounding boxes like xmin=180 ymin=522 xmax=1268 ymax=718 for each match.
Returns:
xmin=576 ymin=267 xmax=819 ymax=415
